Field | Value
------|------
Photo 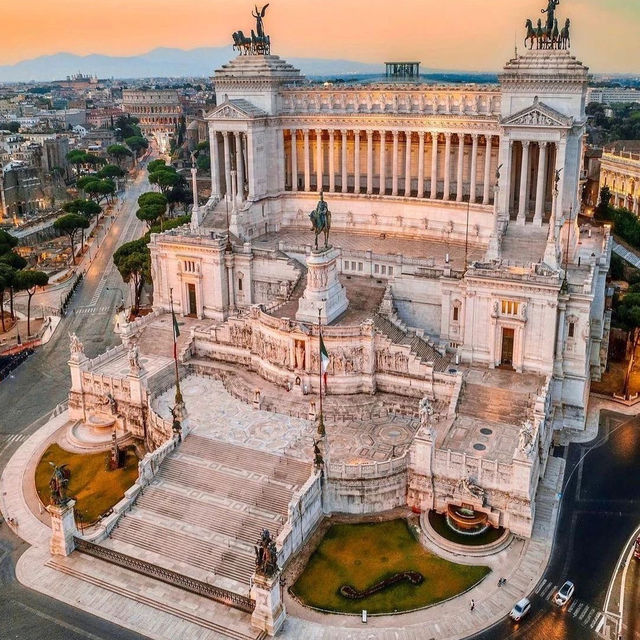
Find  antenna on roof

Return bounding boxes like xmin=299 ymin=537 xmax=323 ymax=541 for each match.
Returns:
xmin=514 ymin=33 xmax=518 ymax=59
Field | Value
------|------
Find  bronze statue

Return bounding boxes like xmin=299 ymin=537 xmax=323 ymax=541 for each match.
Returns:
xmin=313 ymin=439 xmax=324 ymax=468
xmin=232 ymin=5 xmax=271 ymax=55
xmin=252 ymin=4 xmax=269 ymax=39
xmin=170 ymin=405 xmax=182 ymax=441
xmin=254 ymin=528 xmax=278 ymax=577
xmin=48 ymin=463 xmax=71 ymax=506
xmin=309 ymin=192 xmax=331 ymax=251
xmin=541 ymin=0 xmax=560 ymax=36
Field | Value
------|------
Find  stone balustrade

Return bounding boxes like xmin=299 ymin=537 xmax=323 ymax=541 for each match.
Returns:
xmin=327 ymin=453 xmax=408 ymax=480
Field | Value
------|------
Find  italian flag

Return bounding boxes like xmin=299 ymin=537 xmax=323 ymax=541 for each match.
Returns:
xmin=172 ymin=309 xmax=180 ymax=359
xmin=320 ymin=334 xmax=329 ymax=386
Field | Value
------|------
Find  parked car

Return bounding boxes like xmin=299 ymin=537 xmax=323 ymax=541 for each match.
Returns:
xmin=554 ymin=581 xmax=575 ymax=606
xmin=509 ymin=598 xmax=531 ymax=622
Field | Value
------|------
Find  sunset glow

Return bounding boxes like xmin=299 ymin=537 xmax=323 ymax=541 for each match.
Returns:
xmin=3 ymin=0 xmax=639 ymax=73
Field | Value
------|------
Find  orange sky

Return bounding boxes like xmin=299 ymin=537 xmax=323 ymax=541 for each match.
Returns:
xmin=3 ymin=0 xmax=639 ymax=72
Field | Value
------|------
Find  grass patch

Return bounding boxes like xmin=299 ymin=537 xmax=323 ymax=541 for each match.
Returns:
xmin=291 ymin=520 xmax=490 ymax=614
xmin=35 ymin=443 xmax=139 ymax=524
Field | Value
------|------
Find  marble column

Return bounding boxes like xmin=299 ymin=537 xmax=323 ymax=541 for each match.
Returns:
xmin=341 ymin=130 xmax=348 ymax=193
xmin=303 ymin=130 xmax=310 ymax=192
xmin=222 ymin=131 xmax=232 ymax=200
xmin=482 ymin=135 xmax=492 ymax=205
xmin=315 ymin=129 xmax=323 ymax=192
xmin=290 ymin=129 xmax=298 ymax=192
xmin=354 ymin=130 xmax=361 ymax=195
xmin=392 ymin=131 xmax=399 ymax=196
xmin=417 ymin=132 xmax=425 ymax=199
xmin=469 ymin=133 xmax=479 ymax=203
xmin=328 ymin=130 xmax=335 ymax=193
xmin=379 ymin=130 xmax=386 ymax=195
xmin=210 ymin=131 xmax=222 ymax=199
xmin=234 ymin=131 xmax=244 ymax=203
xmin=456 ymin=133 xmax=465 ymax=202
xmin=534 ymin=141 xmax=548 ymax=226
xmin=443 ymin=132 xmax=452 ymax=200
xmin=430 ymin=133 xmax=438 ymax=199
xmin=404 ymin=131 xmax=412 ymax=197
xmin=366 ymin=130 xmax=374 ymax=195
xmin=517 ymin=140 xmax=531 ymax=224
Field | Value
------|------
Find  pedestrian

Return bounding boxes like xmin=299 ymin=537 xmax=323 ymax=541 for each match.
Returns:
xmin=470 ymin=599 xmax=475 ymax=611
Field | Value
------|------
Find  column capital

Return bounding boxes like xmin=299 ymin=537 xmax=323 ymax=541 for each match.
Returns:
xmin=315 ymin=128 xmax=323 ymax=136
xmin=522 ymin=140 xmax=531 ymax=149
xmin=367 ymin=130 xmax=374 ymax=139
xmin=404 ymin=130 xmax=413 ymax=138
xmin=329 ymin=129 xmax=335 ymax=137
xmin=444 ymin=131 xmax=452 ymax=140
xmin=392 ymin=130 xmax=399 ymax=139
xmin=471 ymin=132 xmax=479 ymax=141
xmin=539 ymin=141 xmax=548 ymax=148
xmin=221 ymin=130 xmax=229 ymax=138
xmin=340 ymin=129 xmax=348 ymax=137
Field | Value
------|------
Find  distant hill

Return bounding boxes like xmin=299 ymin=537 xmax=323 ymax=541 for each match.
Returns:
xmin=0 ymin=47 xmax=388 ymax=82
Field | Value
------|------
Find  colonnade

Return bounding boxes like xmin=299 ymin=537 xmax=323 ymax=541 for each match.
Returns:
xmin=285 ymin=129 xmax=498 ymax=205
xmin=506 ymin=140 xmax=559 ymax=225
xmin=601 ymin=169 xmax=640 ymax=215
xmin=210 ymin=130 xmax=249 ymax=204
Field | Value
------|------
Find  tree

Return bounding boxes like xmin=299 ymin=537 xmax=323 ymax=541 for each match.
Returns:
xmin=13 ymin=270 xmax=49 ymax=336
xmin=0 ymin=251 xmax=27 ymax=320
xmin=63 ymin=198 xmax=102 ymax=222
xmin=125 ymin=135 xmax=149 ymax=159
xmin=113 ymin=238 xmax=150 ymax=314
xmin=0 ymin=230 xmax=18 ymax=255
xmin=106 ymin=144 xmax=133 ymax=167
xmin=0 ymin=264 xmax=11 ymax=332
xmin=54 ymin=214 xmax=90 ymax=265
xmin=66 ymin=150 xmax=88 ymax=177
xmin=147 ymin=159 xmax=167 ymax=174
xmin=595 ymin=186 xmax=612 ymax=219
xmin=77 ymin=178 xmax=115 ymax=204
xmin=97 ymin=164 xmax=126 ymax=181
xmin=115 ymin=115 xmax=142 ymax=140
xmin=138 ymin=192 xmax=167 ymax=209
xmin=2 ymin=121 xmax=20 ymax=133
xmin=149 ymin=168 xmax=180 ymax=195
xmin=196 ymin=154 xmax=210 ymax=171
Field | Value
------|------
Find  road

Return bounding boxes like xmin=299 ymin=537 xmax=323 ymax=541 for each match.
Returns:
xmin=0 ymin=161 xmax=151 ymax=640
xmin=470 ymin=410 xmax=640 ymax=640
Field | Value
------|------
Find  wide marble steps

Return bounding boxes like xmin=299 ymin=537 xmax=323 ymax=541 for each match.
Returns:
xmin=103 ymin=436 xmax=313 ymax=594
xmin=458 ymin=382 xmax=533 ymax=425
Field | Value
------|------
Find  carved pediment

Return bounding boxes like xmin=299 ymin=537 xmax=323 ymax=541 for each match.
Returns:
xmin=502 ymin=100 xmax=572 ymax=129
xmin=206 ymin=98 xmax=267 ymax=121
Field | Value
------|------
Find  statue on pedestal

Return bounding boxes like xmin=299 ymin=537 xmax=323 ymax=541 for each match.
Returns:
xmin=309 ymin=192 xmax=331 ymax=251
xmin=254 ymin=528 xmax=279 ymax=577
xmin=69 ymin=332 xmax=84 ymax=356
xmin=48 ymin=463 xmax=71 ymax=506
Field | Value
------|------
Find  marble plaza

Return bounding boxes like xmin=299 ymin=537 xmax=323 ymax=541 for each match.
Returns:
xmin=5 ymin=2 xmax=614 ymax=638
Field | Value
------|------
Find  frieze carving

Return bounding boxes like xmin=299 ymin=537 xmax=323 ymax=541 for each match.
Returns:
xmin=508 ymin=109 xmax=558 ymax=127
xmin=376 ymin=348 xmax=409 ymax=373
xmin=230 ymin=323 xmax=253 ymax=348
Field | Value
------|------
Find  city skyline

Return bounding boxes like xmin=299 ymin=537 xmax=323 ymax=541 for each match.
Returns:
xmin=3 ymin=0 xmax=639 ymax=74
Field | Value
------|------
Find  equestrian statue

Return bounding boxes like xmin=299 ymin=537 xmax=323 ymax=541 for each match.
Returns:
xmin=524 ymin=0 xmax=570 ymax=50
xmin=232 ymin=4 xmax=271 ymax=55
xmin=48 ymin=463 xmax=71 ymax=506
xmin=309 ymin=192 xmax=331 ymax=251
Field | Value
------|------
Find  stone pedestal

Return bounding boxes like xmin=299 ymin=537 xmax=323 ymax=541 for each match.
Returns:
xmin=296 ymin=247 xmax=348 ymax=325
xmin=250 ymin=572 xmax=286 ymax=636
xmin=47 ymin=500 xmax=77 ymax=556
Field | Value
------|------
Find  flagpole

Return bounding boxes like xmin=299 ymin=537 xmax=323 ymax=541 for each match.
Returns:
xmin=169 ymin=288 xmax=183 ymax=407
xmin=317 ymin=308 xmax=325 ymax=437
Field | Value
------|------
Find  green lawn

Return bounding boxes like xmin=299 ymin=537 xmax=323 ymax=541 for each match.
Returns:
xmin=35 ymin=443 xmax=139 ymax=524
xmin=291 ymin=520 xmax=490 ymax=614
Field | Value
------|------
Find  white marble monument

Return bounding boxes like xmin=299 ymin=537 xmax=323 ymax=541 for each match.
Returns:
xmin=296 ymin=246 xmax=349 ymax=325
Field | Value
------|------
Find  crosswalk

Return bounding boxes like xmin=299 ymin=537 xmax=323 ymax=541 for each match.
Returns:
xmin=72 ymin=305 xmax=111 ymax=315
xmin=0 ymin=433 xmax=28 ymax=455
xmin=534 ymin=578 xmax=604 ymax=631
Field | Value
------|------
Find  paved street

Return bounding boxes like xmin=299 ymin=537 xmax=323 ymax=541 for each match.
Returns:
xmin=470 ymin=410 xmax=640 ymax=640
xmin=0 ymin=159 xmax=151 ymax=640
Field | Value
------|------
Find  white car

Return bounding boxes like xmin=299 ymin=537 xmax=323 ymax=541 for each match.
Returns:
xmin=554 ymin=580 xmax=575 ymax=606
xmin=509 ymin=598 xmax=531 ymax=622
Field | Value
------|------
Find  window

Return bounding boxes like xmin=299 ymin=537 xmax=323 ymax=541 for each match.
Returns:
xmin=388 ymin=266 xmax=393 ymax=276
xmin=358 ymin=262 xmax=363 ymax=272
xmin=453 ymin=306 xmax=459 ymax=322
xmin=381 ymin=265 xmax=387 ymax=275
xmin=238 ymin=278 xmax=243 ymax=292
xmin=345 ymin=260 xmax=350 ymax=271
xmin=568 ymin=322 xmax=575 ymax=338
xmin=374 ymin=264 xmax=380 ymax=274
xmin=501 ymin=299 xmax=520 ymax=316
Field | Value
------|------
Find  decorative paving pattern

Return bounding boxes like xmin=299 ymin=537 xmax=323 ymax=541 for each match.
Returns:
xmin=155 ymin=375 xmax=419 ymax=464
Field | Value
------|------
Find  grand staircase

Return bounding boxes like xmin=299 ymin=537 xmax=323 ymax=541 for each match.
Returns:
xmin=457 ymin=382 xmax=534 ymax=425
xmin=373 ymin=314 xmax=451 ymax=372
xmin=102 ymin=435 xmax=312 ymax=593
